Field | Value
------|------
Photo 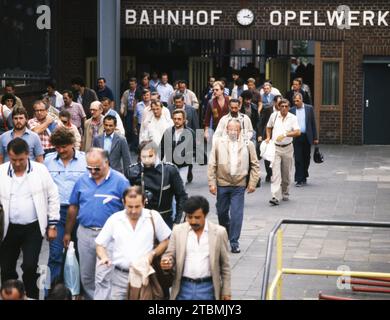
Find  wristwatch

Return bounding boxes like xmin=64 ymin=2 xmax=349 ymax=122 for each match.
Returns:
xmin=48 ymin=225 xmax=57 ymax=230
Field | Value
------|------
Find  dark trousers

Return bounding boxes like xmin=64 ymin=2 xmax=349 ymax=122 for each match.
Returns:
xmin=293 ymin=133 xmax=312 ymax=183
xmin=124 ymin=111 xmax=138 ymax=151
xmin=0 ymin=221 xmax=43 ymax=299
xmin=216 ymin=186 xmax=245 ymax=248
xmin=264 ymin=160 xmax=272 ymax=179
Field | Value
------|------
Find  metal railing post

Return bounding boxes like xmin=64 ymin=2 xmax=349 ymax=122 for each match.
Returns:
xmin=276 ymin=229 xmax=283 ymax=300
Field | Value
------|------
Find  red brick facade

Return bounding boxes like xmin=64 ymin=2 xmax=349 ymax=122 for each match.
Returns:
xmin=54 ymin=0 xmax=390 ymax=144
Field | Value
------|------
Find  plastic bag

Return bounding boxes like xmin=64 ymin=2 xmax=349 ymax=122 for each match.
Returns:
xmin=259 ymin=140 xmax=276 ymax=162
xmin=64 ymin=241 xmax=80 ymax=296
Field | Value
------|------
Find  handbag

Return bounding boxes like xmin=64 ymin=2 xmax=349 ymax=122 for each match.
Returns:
xmin=149 ymin=211 xmax=174 ymax=293
xmin=313 ymin=146 xmax=324 ymax=163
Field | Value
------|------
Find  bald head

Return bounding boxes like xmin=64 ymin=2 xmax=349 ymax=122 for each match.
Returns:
xmin=86 ymin=148 xmax=109 ymax=180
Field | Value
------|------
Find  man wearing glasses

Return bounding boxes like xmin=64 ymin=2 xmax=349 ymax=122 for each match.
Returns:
xmin=28 ymin=100 xmax=59 ymax=156
xmin=265 ymin=99 xmax=301 ymax=206
xmin=63 ymin=148 xmax=129 ymax=299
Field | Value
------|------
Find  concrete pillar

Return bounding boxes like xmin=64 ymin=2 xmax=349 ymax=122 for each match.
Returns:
xmin=97 ymin=0 xmax=120 ymax=109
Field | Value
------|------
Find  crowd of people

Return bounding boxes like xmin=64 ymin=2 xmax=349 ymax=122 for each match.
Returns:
xmin=0 ymin=69 xmax=318 ymax=300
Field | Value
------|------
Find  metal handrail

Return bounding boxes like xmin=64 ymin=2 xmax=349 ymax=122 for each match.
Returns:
xmin=260 ymin=219 xmax=390 ymax=300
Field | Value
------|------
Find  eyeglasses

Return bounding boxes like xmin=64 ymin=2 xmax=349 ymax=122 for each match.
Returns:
xmin=86 ymin=166 xmax=101 ymax=172
xmin=280 ymin=105 xmax=289 ymax=108
xmin=34 ymin=109 xmax=46 ymax=113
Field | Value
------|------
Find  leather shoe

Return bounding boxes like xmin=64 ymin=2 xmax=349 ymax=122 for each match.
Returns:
xmin=231 ymin=246 xmax=241 ymax=254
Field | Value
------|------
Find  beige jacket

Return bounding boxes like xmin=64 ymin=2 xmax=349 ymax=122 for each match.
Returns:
xmin=162 ymin=221 xmax=231 ymax=300
xmin=82 ymin=117 xmax=104 ymax=151
xmin=208 ymin=136 xmax=260 ymax=189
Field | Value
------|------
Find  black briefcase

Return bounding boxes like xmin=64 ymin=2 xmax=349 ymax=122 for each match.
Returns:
xmin=313 ymin=146 xmax=324 ymax=164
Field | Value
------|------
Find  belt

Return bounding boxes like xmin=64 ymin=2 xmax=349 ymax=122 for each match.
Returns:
xmin=182 ymin=276 xmax=212 ymax=284
xmin=275 ymin=142 xmax=292 ymax=148
xmin=84 ymin=226 xmax=102 ymax=231
xmin=115 ymin=266 xmax=129 ymax=273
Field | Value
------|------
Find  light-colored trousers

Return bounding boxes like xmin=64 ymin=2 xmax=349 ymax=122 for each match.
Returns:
xmin=77 ymin=225 xmax=113 ymax=300
xmin=111 ymin=268 xmax=129 ymax=300
xmin=271 ymin=144 xmax=294 ymax=200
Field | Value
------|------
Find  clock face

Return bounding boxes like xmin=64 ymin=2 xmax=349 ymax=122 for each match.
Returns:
xmin=237 ymin=8 xmax=254 ymax=26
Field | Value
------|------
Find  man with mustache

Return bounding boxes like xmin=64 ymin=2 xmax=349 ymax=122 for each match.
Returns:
xmin=161 ymin=196 xmax=231 ymax=300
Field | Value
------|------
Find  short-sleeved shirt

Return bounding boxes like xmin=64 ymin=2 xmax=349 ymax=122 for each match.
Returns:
xmin=69 ymin=169 xmax=130 ymax=228
xmin=44 ymin=150 xmax=87 ymax=205
xmin=28 ymin=117 xmax=58 ymax=150
xmin=95 ymin=209 xmax=171 ymax=269
xmin=135 ymin=101 xmax=148 ymax=125
xmin=62 ymin=102 xmax=86 ymax=130
xmin=0 ymin=129 xmax=44 ymax=162
xmin=267 ymin=111 xmax=300 ymax=145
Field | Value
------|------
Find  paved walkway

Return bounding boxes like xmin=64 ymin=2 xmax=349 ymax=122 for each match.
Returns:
xmin=32 ymin=145 xmax=390 ymax=299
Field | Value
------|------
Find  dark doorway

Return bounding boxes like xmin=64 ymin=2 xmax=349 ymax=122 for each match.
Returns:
xmin=363 ymin=62 xmax=390 ymax=144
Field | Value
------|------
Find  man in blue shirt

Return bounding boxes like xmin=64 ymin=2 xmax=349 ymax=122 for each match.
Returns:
xmin=44 ymin=127 xmax=87 ymax=285
xmin=96 ymin=77 xmax=115 ymax=107
xmin=0 ymin=107 xmax=44 ymax=164
xmin=63 ymin=148 xmax=129 ymax=300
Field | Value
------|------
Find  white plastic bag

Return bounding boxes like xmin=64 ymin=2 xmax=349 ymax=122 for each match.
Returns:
xmin=260 ymin=140 xmax=276 ymax=162
xmin=64 ymin=241 xmax=80 ymax=296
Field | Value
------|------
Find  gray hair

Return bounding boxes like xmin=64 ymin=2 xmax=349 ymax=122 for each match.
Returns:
xmin=293 ymin=92 xmax=303 ymax=101
xmin=227 ymin=118 xmax=241 ymax=129
xmin=87 ymin=147 xmax=109 ymax=162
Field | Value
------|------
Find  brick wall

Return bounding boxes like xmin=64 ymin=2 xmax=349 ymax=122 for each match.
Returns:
xmin=56 ymin=0 xmax=97 ymax=90
xmin=56 ymin=0 xmax=390 ymax=144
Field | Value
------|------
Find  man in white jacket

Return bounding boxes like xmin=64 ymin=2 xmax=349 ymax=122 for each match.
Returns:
xmin=0 ymin=138 xmax=60 ymax=299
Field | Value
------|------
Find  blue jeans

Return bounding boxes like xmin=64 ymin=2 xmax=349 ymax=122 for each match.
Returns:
xmin=48 ymin=205 xmax=78 ymax=285
xmin=216 ymin=186 xmax=245 ymax=248
xmin=176 ymin=280 xmax=215 ymax=300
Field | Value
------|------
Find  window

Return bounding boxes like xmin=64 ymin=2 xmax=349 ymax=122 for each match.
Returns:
xmin=322 ymin=62 xmax=339 ymax=105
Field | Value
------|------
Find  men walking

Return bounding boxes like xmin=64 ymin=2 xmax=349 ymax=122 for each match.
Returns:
xmin=266 ymin=99 xmax=301 ymax=205
xmin=28 ymin=100 xmax=58 ymax=155
xmin=160 ymin=109 xmax=196 ymax=185
xmin=82 ymin=101 xmax=104 ymax=152
xmin=62 ymin=90 xmax=86 ymax=135
xmin=0 ymin=107 xmax=44 ymax=164
xmin=63 ymin=148 xmax=129 ymax=300
xmin=204 ymin=81 xmax=230 ymax=141
xmin=71 ymin=77 xmax=98 ymax=119
xmin=44 ymin=127 xmax=87 ymax=285
xmin=0 ymin=138 xmax=60 ymax=299
xmin=139 ymin=100 xmax=173 ymax=146
xmin=96 ymin=186 xmax=171 ymax=300
xmin=290 ymin=93 xmax=319 ymax=186
xmin=208 ymin=119 xmax=259 ymax=253
xmin=161 ymin=196 xmax=231 ymax=300
xmin=93 ymin=115 xmax=131 ymax=174
xmin=126 ymin=140 xmax=188 ymax=229
xmin=120 ymin=77 xmax=138 ymax=148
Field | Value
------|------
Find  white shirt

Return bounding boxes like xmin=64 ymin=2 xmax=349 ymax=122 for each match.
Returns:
xmin=183 ymin=220 xmax=211 ymax=279
xmin=156 ymin=82 xmax=174 ymax=103
xmin=174 ymin=128 xmax=183 ymax=142
xmin=95 ymin=209 xmax=171 ymax=269
xmin=142 ymin=105 xmax=171 ymax=124
xmin=229 ymin=140 xmax=239 ymax=176
xmin=9 ymin=172 xmax=38 ymax=224
xmin=267 ymin=111 xmax=300 ymax=145
xmin=260 ymin=87 xmax=281 ymax=96
xmin=140 ymin=115 xmax=174 ymax=145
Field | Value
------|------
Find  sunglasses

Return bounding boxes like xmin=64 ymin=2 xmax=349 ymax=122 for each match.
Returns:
xmin=280 ymin=105 xmax=289 ymax=108
xmin=86 ymin=166 xmax=101 ymax=172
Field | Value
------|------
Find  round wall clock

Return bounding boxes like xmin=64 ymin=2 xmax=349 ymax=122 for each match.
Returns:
xmin=237 ymin=8 xmax=254 ymax=26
